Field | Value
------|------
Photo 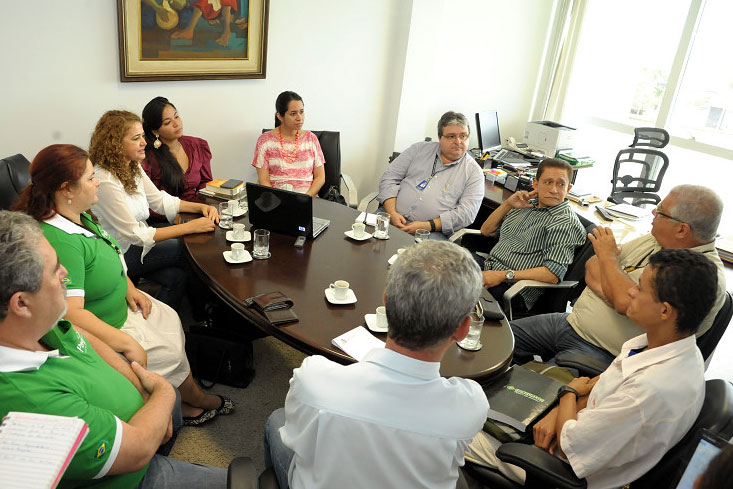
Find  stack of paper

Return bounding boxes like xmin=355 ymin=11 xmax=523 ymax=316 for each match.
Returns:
xmin=0 ymin=412 xmax=89 ymax=489
xmin=332 ymin=326 xmax=385 ymax=361
xmin=605 ymin=203 xmax=650 ymax=220
xmin=716 ymin=236 xmax=733 ymax=265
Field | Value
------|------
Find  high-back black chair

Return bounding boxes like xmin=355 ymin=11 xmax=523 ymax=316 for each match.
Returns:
xmin=0 ymin=153 xmax=31 ymax=210
xmin=499 ymin=214 xmax=597 ymax=320
xmin=465 ymin=379 xmax=733 ymax=489
xmin=608 ymin=127 xmax=670 ymax=207
xmin=260 ymin=129 xmax=357 ymax=207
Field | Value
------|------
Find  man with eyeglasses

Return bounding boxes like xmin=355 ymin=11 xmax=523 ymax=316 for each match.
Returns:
xmin=478 ymin=158 xmax=586 ymax=312
xmin=377 ymin=111 xmax=484 ymax=239
xmin=510 ymin=184 xmax=726 ymax=366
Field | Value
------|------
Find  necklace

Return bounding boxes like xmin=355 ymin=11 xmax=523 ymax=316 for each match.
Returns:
xmin=278 ymin=127 xmax=300 ymax=163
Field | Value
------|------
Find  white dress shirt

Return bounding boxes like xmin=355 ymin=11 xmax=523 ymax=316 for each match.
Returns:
xmin=561 ymin=334 xmax=705 ymax=489
xmin=92 ymin=165 xmax=180 ymax=259
xmin=281 ymin=348 xmax=489 ymax=489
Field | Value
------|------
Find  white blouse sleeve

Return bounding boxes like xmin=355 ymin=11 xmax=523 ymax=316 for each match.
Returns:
xmin=140 ymin=165 xmax=180 ymax=223
xmin=93 ymin=171 xmax=158 ymax=259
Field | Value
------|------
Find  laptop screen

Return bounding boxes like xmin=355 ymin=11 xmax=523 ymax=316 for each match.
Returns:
xmin=674 ymin=429 xmax=731 ymax=489
xmin=246 ymin=182 xmax=314 ymax=238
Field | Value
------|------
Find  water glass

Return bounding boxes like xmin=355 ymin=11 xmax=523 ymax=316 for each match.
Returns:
xmin=415 ymin=229 xmax=430 ymax=243
xmin=457 ymin=312 xmax=484 ymax=351
xmin=375 ymin=212 xmax=390 ymax=239
xmin=219 ymin=201 xmax=233 ymax=229
xmin=253 ymin=229 xmax=270 ymax=259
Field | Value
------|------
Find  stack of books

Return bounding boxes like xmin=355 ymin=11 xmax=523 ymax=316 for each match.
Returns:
xmin=200 ymin=178 xmax=245 ymax=198
xmin=605 ymin=203 xmax=650 ymax=220
xmin=716 ymin=236 xmax=733 ymax=265
xmin=557 ymin=151 xmax=595 ymax=167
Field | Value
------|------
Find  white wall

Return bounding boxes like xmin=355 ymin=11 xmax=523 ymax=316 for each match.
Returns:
xmin=0 ymin=0 xmax=550 ymax=199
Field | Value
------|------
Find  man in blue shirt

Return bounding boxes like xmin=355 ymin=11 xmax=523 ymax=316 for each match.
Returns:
xmin=377 ymin=111 xmax=485 ymax=239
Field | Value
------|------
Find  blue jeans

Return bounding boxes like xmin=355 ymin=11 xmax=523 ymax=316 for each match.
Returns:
xmin=264 ymin=408 xmax=294 ymax=489
xmin=125 ymin=239 xmax=189 ymax=310
xmin=137 ymin=455 xmax=227 ymax=488
xmin=510 ymin=313 xmax=617 ymax=365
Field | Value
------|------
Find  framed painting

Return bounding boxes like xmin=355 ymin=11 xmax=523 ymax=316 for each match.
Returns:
xmin=117 ymin=0 xmax=269 ymax=81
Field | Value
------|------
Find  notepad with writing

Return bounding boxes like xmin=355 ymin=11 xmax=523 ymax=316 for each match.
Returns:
xmin=0 ymin=412 xmax=89 ymax=489
xmin=332 ymin=326 xmax=385 ymax=361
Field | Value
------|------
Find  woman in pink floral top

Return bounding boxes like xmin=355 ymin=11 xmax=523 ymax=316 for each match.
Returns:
xmin=251 ymin=91 xmax=325 ymax=196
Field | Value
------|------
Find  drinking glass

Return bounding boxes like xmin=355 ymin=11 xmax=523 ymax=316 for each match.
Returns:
xmin=415 ymin=229 xmax=430 ymax=243
xmin=253 ymin=229 xmax=270 ymax=259
xmin=219 ymin=202 xmax=233 ymax=229
xmin=375 ymin=212 xmax=390 ymax=239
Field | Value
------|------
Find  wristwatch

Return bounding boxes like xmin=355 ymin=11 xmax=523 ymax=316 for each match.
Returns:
xmin=428 ymin=219 xmax=436 ymax=232
xmin=505 ymin=270 xmax=515 ymax=281
xmin=557 ymin=385 xmax=579 ymax=401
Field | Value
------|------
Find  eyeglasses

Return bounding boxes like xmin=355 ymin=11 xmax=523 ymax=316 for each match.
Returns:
xmin=653 ymin=204 xmax=685 ymax=224
xmin=441 ymin=133 xmax=469 ymax=141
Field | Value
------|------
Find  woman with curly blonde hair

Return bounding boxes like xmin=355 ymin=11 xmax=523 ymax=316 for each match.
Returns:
xmin=89 ymin=110 xmax=218 ymax=310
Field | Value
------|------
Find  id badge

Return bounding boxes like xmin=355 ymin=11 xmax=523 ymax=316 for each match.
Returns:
xmin=416 ymin=179 xmax=428 ymax=190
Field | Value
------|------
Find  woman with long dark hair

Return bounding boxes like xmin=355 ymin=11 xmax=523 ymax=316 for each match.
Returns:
xmin=14 ymin=143 xmax=233 ymax=425
xmin=251 ymin=90 xmax=326 ymax=196
xmin=142 ymin=96 xmax=213 ymax=204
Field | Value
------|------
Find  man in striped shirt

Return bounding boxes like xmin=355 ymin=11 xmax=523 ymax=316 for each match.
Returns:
xmin=480 ymin=158 xmax=585 ymax=310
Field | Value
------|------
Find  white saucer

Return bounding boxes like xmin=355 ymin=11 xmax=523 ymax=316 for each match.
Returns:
xmin=226 ymin=231 xmax=251 ymax=242
xmin=231 ymin=207 xmax=247 ymax=217
xmin=387 ymin=254 xmax=398 ymax=266
xmin=344 ymin=230 xmax=372 ymax=241
xmin=324 ymin=288 xmax=357 ymax=305
xmin=364 ymin=313 xmax=387 ymax=333
xmin=373 ymin=233 xmax=389 ymax=240
xmin=223 ymin=250 xmax=252 ymax=264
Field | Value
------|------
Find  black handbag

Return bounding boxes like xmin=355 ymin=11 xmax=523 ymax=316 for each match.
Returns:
xmin=185 ymin=323 xmax=255 ymax=389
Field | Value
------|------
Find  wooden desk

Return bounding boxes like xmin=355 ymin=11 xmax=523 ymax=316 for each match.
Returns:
xmin=184 ymin=199 xmax=514 ymax=384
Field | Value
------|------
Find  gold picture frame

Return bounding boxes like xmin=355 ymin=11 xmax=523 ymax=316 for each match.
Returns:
xmin=117 ymin=0 xmax=269 ymax=82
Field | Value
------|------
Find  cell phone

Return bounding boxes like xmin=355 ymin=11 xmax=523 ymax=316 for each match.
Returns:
xmin=294 ymin=236 xmax=306 ymax=248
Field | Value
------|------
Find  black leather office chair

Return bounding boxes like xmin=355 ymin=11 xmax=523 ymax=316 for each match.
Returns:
xmin=464 ymin=378 xmax=733 ymax=489
xmin=557 ymin=290 xmax=733 ymax=377
xmin=0 ymin=153 xmax=31 ymax=210
xmin=608 ymin=127 xmax=670 ymax=207
xmin=499 ymin=214 xmax=597 ymax=321
xmin=259 ymin=129 xmax=357 ymax=207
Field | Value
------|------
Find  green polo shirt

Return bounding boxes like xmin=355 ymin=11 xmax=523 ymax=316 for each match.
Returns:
xmin=42 ymin=213 xmax=128 ymax=328
xmin=0 ymin=321 xmax=146 ymax=488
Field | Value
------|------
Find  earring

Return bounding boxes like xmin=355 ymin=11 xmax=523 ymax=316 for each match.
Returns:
xmin=67 ymin=198 xmax=72 ymax=205
xmin=153 ymin=134 xmax=162 ymax=149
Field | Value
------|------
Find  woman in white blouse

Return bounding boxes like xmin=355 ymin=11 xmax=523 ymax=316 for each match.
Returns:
xmin=89 ymin=110 xmax=218 ymax=309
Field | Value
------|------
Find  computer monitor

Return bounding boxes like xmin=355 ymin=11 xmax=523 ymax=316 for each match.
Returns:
xmin=475 ymin=110 xmax=502 ymax=153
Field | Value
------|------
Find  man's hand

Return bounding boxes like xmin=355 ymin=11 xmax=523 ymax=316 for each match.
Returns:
xmin=401 ymin=221 xmax=429 ymax=235
xmin=130 ymin=361 xmax=169 ymax=396
xmin=505 ymin=190 xmax=537 ymax=209
xmin=126 ymin=287 xmax=152 ymax=319
xmin=588 ymin=227 xmax=621 ymax=260
xmin=482 ymin=269 xmax=505 ymax=288
xmin=567 ymin=376 xmax=598 ymax=397
xmin=389 ymin=212 xmax=407 ymax=228
xmin=533 ymin=407 xmax=559 ymax=451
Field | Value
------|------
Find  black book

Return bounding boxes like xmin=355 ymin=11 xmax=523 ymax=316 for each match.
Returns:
xmin=484 ymin=365 xmax=565 ymax=432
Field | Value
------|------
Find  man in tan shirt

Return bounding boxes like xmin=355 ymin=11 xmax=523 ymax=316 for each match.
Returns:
xmin=510 ymin=184 xmax=726 ymax=364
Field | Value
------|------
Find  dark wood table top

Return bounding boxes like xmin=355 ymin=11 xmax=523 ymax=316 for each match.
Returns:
xmin=183 ymin=198 xmax=514 ymax=384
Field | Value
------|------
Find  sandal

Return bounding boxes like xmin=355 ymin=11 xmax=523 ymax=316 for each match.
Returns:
xmin=215 ymin=394 xmax=234 ymax=415
xmin=183 ymin=408 xmax=218 ymax=426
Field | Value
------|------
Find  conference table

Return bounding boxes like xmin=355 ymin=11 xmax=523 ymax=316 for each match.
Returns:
xmin=183 ymin=198 xmax=514 ymax=384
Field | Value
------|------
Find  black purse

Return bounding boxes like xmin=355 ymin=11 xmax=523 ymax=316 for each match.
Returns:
xmin=184 ymin=323 xmax=255 ymax=389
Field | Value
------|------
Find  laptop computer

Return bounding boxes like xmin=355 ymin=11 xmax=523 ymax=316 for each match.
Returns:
xmin=673 ymin=429 xmax=731 ymax=489
xmin=246 ymin=182 xmax=330 ymax=239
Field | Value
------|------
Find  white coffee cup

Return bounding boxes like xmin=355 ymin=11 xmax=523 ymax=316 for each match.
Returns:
xmin=233 ymin=223 xmax=246 ymax=240
xmin=231 ymin=243 xmax=245 ymax=261
xmin=352 ymin=222 xmax=366 ymax=238
xmin=329 ymin=280 xmax=350 ymax=300
xmin=376 ymin=306 xmax=388 ymax=330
